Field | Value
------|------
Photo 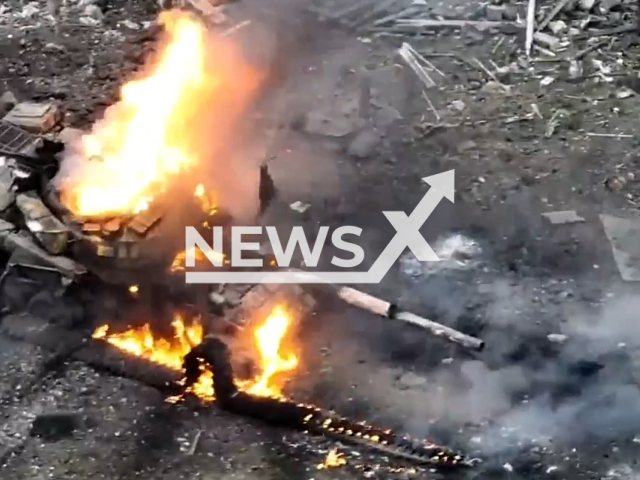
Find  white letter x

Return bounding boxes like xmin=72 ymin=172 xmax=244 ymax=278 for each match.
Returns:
xmin=383 ymin=211 xmax=439 ymax=261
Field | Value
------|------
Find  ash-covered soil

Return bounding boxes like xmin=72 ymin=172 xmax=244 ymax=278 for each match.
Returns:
xmin=3 ymin=0 xmax=640 ymax=479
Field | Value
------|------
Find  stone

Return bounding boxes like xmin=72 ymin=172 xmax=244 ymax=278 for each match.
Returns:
xmin=347 ymin=128 xmax=381 ymax=159
xmin=121 ymin=19 xmax=140 ymax=30
xmin=548 ymin=20 xmax=567 ymax=35
xmin=3 ymin=102 xmax=60 ymax=133
xmin=541 ymin=210 xmax=585 ymax=225
xmin=449 ymin=99 xmax=466 ymax=112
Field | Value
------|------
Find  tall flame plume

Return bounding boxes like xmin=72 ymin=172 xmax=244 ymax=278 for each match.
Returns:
xmin=61 ymin=10 xmax=262 ymax=217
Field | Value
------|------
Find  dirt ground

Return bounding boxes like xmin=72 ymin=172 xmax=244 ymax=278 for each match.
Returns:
xmin=3 ymin=0 xmax=640 ymax=479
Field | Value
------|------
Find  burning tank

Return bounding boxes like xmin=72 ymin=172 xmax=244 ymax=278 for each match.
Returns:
xmin=0 ymin=10 xmax=483 ymax=352
xmin=0 ymin=9 xmax=482 ymax=470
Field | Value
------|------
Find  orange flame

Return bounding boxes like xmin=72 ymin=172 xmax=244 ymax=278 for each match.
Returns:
xmin=92 ymin=305 xmax=298 ymax=400
xmin=61 ymin=10 xmax=262 ymax=217
xmin=92 ymin=315 xmax=202 ymax=371
xmin=243 ymin=305 xmax=298 ymax=397
xmin=194 ymin=184 xmax=218 ymax=216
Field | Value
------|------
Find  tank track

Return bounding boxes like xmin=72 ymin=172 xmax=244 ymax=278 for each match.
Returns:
xmin=0 ymin=314 xmax=183 ymax=393
xmin=187 ymin=336 xmax=471 ymax=469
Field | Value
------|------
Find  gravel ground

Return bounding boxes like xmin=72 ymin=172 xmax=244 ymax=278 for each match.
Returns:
xmin=3 ymin=0 xmax=640 ymax=479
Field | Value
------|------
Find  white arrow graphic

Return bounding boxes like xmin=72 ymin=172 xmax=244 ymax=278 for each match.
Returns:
xmin=363 ymin=169 xmax=455 ymax=283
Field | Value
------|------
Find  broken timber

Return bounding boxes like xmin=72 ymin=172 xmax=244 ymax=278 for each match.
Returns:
xmin=393 ymin=19 xmax=523 ymax=30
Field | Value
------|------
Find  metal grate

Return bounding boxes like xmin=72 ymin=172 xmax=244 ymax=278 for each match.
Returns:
xmin=0 ymin=120 xmax=37 ymax=154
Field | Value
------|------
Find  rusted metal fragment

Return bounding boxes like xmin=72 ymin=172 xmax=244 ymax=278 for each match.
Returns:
xmin=3 ymin=102 xmax=60 ymax=134
xmin=15 ymin=191 xmax=70 ymax=255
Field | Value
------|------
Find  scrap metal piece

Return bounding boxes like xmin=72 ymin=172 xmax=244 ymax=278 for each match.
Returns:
xmin=0 ymin=219 xmax=84 ymax=279
xmin=129 ymin=204 xmax=165 ymax=236
xmin=103 ymin=218 xmax=121 ymax=234
xmin=16 ymin=191 xmax=70 ymax=255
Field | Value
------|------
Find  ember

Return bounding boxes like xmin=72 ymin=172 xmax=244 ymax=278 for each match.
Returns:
xmin=317 ymin=448 xmax=347 ymax=469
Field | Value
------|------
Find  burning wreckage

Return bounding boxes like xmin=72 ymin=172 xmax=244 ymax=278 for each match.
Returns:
xmin=0 ymin=10 xmax=483 ymax=470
